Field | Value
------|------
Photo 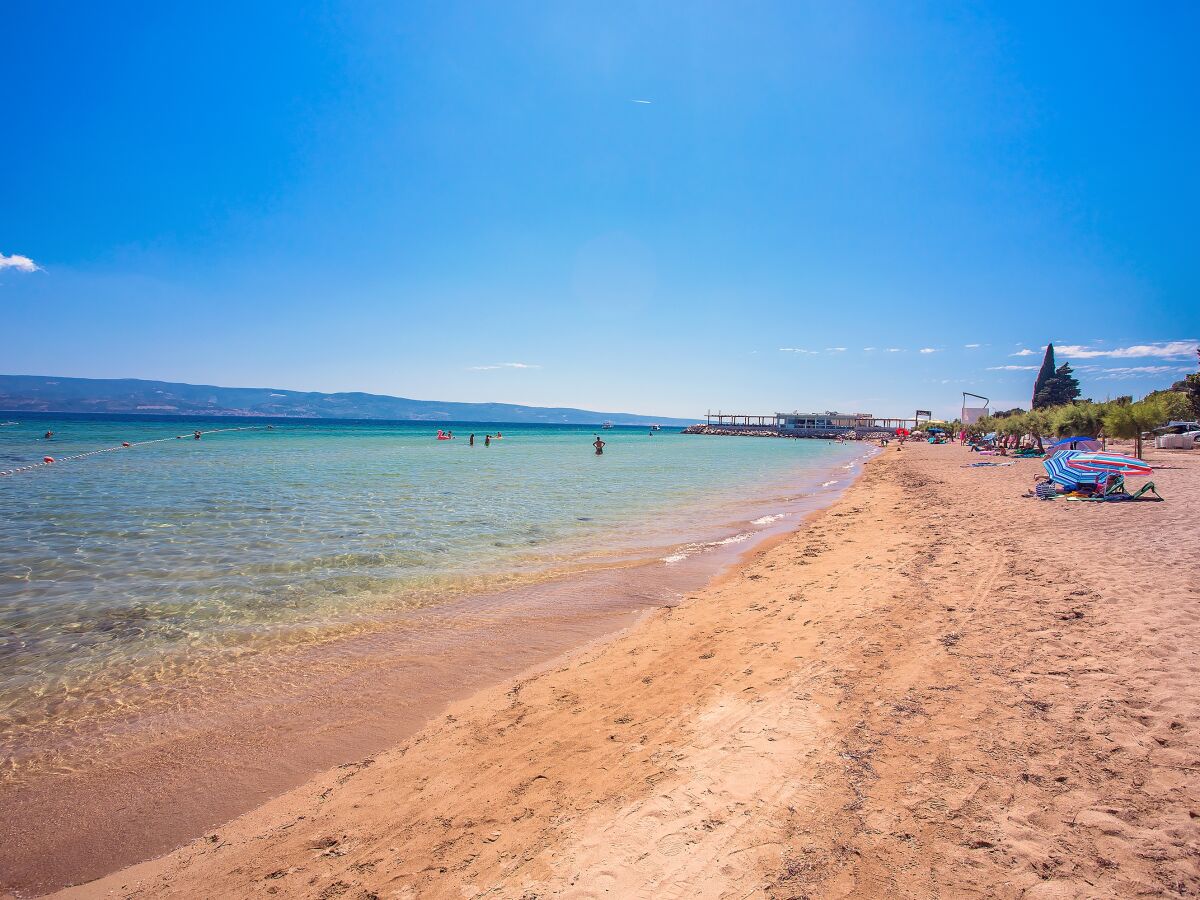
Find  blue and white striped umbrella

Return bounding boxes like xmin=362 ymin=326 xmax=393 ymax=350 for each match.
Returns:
xmin=1042 ymin=450 xmax=1108 ymax=487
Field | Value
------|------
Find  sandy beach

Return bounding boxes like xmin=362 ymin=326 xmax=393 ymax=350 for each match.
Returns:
xmin=31 ymin=440 xmax=1200 ymax=898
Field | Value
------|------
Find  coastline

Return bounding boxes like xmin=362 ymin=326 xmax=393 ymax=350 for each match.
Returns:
xmin=1 ymin=445 xmax=873 ymax=896
xmin=46 ymin=439 xmax=1200 ymax=899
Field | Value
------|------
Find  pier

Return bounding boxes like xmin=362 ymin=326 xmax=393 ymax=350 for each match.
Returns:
xmin=687 ymin=410 xmax=923 ymax=439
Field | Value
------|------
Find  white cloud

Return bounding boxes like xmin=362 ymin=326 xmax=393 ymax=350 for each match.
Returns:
xmin=963 ymin=343 xmax=980 ymax=349
xmin=1055 ymin=340 xmax=1198 ymax=360
xmin=919 ymin=348 xmax=938 ymax=354
xmin=0 ymin=252 xmax=39 ymax=273
xmin=824 ymin=347 xmax=847 ymax=352
xmin=631 ymin=99 xmax=653 ymax=104
xmin=468 ymin=362 xmax=541 ymax=371
xmin=1087 ymin=365 xmax=1194 ymax=380
xmin=779 ymin=347 xmax=819 ymax=354
xmin=885 ymin=348 xmax=903 ymax=353
xmin=1010 ymin=348 xmax=1036 ymax=357
xmin=987 ymin=365 xmax=1038 ymax=371
xmin=862 ymin=347 xmax=876 ymax=352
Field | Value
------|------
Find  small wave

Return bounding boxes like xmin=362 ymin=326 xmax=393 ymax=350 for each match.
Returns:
xmin=750 ymin=514 xmax=787 ymax=525
xmin=821 ymin=480 xmax=838 ymax=487
xmin=661 ymin=531 xmax=755 ymax=565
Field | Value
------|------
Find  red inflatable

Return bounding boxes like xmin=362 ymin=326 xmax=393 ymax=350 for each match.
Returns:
xmin=43 ymin=456 xmax=54 ymax=464
xmin=122 ymin=441 xmax=131 ymax=447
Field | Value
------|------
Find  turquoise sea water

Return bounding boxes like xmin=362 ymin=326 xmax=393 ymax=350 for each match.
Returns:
xmin=0 ymin=414 xmax=868 ymax=736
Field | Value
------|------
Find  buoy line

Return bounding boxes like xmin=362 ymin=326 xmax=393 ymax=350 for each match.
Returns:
xmin=0 ymin=425 xmax=271 ymax=477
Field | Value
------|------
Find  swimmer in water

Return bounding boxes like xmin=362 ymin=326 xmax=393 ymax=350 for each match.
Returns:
xmin=44 ymin=431 xmax=53 ymax=439
xmin=194 ymin=430 xmax=202 ymax=440
xmin=485 ymin=434 xmax=491 ymax=447
xmin=593 ymin=435 xmax=606 ymax=455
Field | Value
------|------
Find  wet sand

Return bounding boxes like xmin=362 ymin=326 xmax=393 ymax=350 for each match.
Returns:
xmin=1 ymin=463 xmax=863 ymax=897
xmin=23 ymin=441 xmax=1200 ymax=897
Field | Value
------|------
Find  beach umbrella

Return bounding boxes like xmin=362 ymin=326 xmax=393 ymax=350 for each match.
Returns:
xmin=1042 ymin=451 xmax=1108 ymax=487
xmin=1064 ymin=451 xmax=1152 ymax=476
xmin=1045 ymin=436 xmax=1102 ymax=457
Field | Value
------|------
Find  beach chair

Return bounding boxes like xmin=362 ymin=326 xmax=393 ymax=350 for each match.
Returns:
xmin=1126 ymin=480 xmax=1163 ymax=501
xmin=1081 ymin=476 xmax=1163 ymax=502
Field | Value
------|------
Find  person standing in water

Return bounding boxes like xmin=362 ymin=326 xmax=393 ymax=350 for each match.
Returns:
xmin=469 ymin=433 xmax=475 ymax=446
xmin=593 ymin=435 xmax=606 ymax=455
xmin=484 ymin=434 xmax=491 ymax=447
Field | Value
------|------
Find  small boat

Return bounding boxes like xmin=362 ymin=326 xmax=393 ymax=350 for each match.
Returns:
xmin=648 ymin=424 xmax=661 ymax=431
xmin=601 ymin=421 xmax=614 ymax=429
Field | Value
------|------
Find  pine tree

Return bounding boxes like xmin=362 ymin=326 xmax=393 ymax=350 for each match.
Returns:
xmin=1032 ymin=343 xmax=1057 ymax=409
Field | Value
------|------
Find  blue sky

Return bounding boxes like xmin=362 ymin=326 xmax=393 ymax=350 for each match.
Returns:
xmin=2 ymin=1 xmax=1197 ymax=419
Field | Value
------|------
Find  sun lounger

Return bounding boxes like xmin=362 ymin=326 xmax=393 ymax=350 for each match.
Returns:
xmin=1126 ymin=480 xmax=1163 ymax=501
xmin=1079 ymin=476 xmax=1163 ymax=502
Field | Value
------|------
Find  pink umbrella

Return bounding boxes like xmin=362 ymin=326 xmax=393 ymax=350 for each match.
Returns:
xmin=1064 ymin=452 xmax=1152 ymax=476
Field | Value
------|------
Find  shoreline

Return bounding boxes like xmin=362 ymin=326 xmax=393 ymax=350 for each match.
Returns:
xmin=47 ymin=440 xmax=1200 ymax=899
xmin=1 ymin=447 xmax=873 ymax=896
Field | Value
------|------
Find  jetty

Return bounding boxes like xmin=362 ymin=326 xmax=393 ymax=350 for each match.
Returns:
xmin=683 ymin=410 xmax=924 ymax=440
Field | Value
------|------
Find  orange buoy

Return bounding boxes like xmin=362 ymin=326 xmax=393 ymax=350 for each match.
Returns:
xmin=43 ymin=456 xmax=54 ymax=464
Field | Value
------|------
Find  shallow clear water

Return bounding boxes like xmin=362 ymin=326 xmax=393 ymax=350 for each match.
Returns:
xmin=0 ymin=414 xmax=867 ymax=733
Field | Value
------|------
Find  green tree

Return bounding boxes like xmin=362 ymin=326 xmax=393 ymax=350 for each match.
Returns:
xmin=1034 ymin=362 xmax=1081 ymax=408
xmin=1145 ymin=389 xmax=1195 ymax=423
xmin=1174 ymin=374 xmax=1200 ymax=418
xmin=1053 ymin=401 xmax=1105 ymax=438
xmin=1023 ymin=408 xmax=1053 ymax=451
xmin=1167 ymin=347 xmax=1200 ymax=418
xmin=1102 ymin=396 xmax=1173 ymax=459
xmin=1031 ymin=344 xmax=1057 ymax=408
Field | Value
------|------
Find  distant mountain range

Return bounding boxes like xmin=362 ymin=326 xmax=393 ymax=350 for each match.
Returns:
xmin=0 ymin=375 xmax=696 ymax=426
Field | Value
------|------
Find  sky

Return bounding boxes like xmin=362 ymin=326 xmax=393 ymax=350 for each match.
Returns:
xmin=2 ymin=1 xmax=1198 ymax=419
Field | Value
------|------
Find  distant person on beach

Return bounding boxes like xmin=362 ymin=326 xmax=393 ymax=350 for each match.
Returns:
xmin=593 ymin=435 xmax=605 ymax=455
xmin=469 ymin=433 xmax=475 ymax=446
xmin=485 ymin=434 xmax=491 ymax=447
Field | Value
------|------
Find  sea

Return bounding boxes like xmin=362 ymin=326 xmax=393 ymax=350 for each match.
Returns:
xmin=0 ymin=413 xmax=871 ymax=753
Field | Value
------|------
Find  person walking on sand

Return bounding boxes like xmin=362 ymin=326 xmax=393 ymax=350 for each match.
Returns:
xmin=593 ymin=435 xmax=606 ymax=455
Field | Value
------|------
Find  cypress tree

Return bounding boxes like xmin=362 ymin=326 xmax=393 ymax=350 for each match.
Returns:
xmin=1032 ymin=343 xmax=1057 ymax=409
xmin=1038 ymin=362 xmax=1081 ymax=407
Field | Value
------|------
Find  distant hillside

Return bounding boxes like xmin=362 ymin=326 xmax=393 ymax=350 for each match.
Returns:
xmin=0 ymin=375 xmax=695 ymax=426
